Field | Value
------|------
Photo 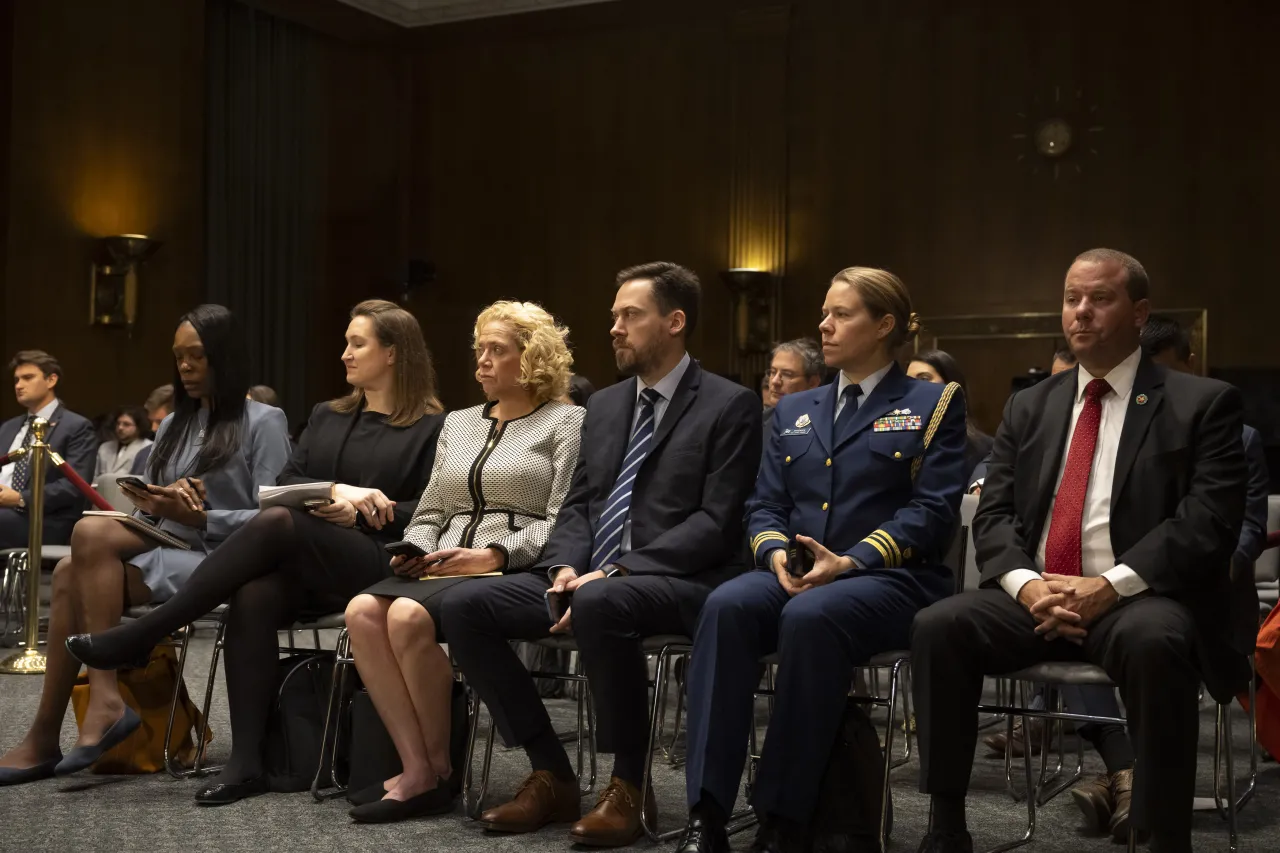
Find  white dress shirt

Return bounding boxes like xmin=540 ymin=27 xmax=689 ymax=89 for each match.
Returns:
xmin=0 ymin=398 xmax=60 ymax=489
xmin=833 ymin=361 xmax=894 ymax=422
xmin=999 ymin=348 xmax=1149 ymax=600
xmin=620 ymin=351 xmax=691 ymax=553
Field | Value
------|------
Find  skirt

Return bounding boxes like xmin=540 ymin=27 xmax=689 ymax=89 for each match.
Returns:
xmin=359 ymin=574 xmax=500 ymax=641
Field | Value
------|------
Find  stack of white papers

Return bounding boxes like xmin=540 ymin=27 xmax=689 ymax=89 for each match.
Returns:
xmin=258 ymin=482 xmax=335 ymax=510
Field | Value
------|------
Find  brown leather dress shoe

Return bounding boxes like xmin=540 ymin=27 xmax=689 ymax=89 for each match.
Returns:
xmin=1106 ymin=768 xmax=1134 ymax=842
xmin=1069 ymin=773 xmax=1114 ymax=833
xmin=982 ymin=718 xmax=1044 ymax=758
xmin=478 ymin=770 xmax=581 ymax=833
xmin=568 ymin=777 xmax=657 ymax=847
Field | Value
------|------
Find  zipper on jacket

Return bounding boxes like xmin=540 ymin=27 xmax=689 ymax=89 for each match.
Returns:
xmin=459 ymin=419 xmax=505 ymax=548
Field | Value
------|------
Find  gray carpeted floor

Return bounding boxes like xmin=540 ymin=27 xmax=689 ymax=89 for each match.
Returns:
xmin=1 ymin=628 xmax=1277 ymax=852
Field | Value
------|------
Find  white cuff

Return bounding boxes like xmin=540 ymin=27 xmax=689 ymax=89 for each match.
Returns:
xmin=999 ymin=569 xmax=1042 ymax=600
xmin=1102 ymin=564 xmax=1149 ymax=598
xmin=545 ymin=564 xmax=575 ymax=583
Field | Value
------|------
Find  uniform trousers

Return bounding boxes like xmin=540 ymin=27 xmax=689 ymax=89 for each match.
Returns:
xmin=684 ymin=567 xmax=950 ymax=823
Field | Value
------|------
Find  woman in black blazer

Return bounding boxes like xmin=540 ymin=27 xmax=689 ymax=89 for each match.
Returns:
xmin=67 ymin=299 xmax=445 ymax=805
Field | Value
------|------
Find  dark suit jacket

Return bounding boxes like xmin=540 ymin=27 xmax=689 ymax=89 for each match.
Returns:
xmin=279 ymin=402 xmax=445 ymax=544
xmin=0 ymin=403 xmax=98 ymax=520
xmin=974 ymin=358 xmax=1249 ymax=697
xmin=537 ymin=359 xmax=761 ymax=587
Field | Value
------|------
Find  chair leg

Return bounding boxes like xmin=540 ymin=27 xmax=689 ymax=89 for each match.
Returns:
xmin=311 ymin=628 xmax=351 ymax=801
xmin=899 ymin=663 xmax=914 ymax=765
xmin=462 ymin=686 xmax=485 ymax=819
xmin=986 ymin=683 xmax=1038 ymax=853
xmin=163 ymin=625 xmax=194 ymax=778
xmin=191 ymin=617 xmax=228 ymax=776
xmin=878 ymin=660 xmax=901 ymax=852
xmin=1224 ymin=701 xmax=1238 ymax=853
xmin=666 ymin=654 xmax=688 ymax=766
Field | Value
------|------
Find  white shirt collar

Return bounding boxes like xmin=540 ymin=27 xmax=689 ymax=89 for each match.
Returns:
xmin=637 ymin=352 xmax=691 ymax=403
xmin=837 ymin=361 xmax=894 ymax=402
xmin=1076 ymin=347 xmax=1142 ymax=403
xmin=28 ymin=398 xmax=59 ymax=421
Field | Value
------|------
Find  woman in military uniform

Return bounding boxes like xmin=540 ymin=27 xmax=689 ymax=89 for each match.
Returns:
xmin=675 ymin=267 xmax=968 ymax=853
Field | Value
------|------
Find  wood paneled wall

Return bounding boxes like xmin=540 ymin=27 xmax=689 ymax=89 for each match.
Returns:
xmin=404 ymin=0 xmax=1280 ymax=416
xmin=1 ymin=0 xmax=207 ymax=421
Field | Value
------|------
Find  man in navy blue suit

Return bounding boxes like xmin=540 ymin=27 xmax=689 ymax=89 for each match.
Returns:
xmin=0 ymin=351 xmax=97 ymax=547
xmin=675 ymin=267 xmax=968 ymax=853
xmin=444 ymin=263 xmax=761 ymax=848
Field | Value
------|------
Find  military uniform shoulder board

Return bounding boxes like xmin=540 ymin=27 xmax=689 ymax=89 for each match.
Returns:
xmin=910 ymin=381 xmax=961 ymax=481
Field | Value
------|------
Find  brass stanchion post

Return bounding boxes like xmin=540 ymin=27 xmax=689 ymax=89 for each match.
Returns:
xmin=0 ymin=418 xmax=49 ymax=674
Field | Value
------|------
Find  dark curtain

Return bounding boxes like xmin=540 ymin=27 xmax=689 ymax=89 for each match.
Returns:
xmin=205 ymin=0 xmax=324 ymax=429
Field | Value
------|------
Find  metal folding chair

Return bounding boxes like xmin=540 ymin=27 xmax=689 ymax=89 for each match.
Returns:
xmin=977 ymin=661 xmax=1256 ymax=853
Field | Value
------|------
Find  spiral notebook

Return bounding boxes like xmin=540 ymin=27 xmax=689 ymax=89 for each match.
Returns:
xmin=82 ymin=511 xmax=192 ymax=550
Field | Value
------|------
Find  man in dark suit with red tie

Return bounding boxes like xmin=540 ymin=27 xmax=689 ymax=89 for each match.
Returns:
xmin=910 ymin=249 xmax=1249 ymax=853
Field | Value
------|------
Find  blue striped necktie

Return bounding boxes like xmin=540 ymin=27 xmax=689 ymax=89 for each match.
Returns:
xmin=590 ymin=387 xmax=662 ymax=572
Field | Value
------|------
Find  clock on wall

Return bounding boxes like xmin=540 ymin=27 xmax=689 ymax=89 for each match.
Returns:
xmin=1013 ymin=87 xmax=1103 ymax=179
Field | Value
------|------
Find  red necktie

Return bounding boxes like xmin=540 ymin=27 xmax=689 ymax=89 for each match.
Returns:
xmin=1044 ymin=378 xmax=1111 ymax=577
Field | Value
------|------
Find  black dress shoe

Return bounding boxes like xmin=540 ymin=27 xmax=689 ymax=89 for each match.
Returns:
xmin=0 ymin=754 xmax=62 ymax=787
xmin=349 ymin=778 xmax=456 ymax=824
xmin=750 ymin=814 xmax=809 ymax=853
xmin=195 ymin=775 xmax=270 ymax=806
xmin=915 ymin=830 xmax=974 ymax=853
xmin=56 ymin=707 xmax=143 ymax=775
xmin=64 ymin=634 xmax=150 ymax=671
xmin=675 ymin=817 xmax=730 ymax=853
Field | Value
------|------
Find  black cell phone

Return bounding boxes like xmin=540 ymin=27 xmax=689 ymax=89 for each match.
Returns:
xmin=787 ymin=538 xmax=816 ymax=578
xmin=115 ymin=476 xmax=149 ymax=492
xmin=384 ymin=540 xmax=427 ymax=559
xmin=544 ymin=589 xmax=572 ymax=623
xmin=303 ymin=498 xmax=335 ymax=509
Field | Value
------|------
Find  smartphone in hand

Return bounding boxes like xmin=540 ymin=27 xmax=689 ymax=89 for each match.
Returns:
xmin=787 ymin=538 xmax=816 ymax=578
xmin=384 ymin=540 xmax=427 ymax=560
xmin=544 ymin=589 xmax=572 ymax=623
xmin=116 ymin=476 xmax=149 ymax=492
xmin=303 ymin=498 xmax=335 ymax=509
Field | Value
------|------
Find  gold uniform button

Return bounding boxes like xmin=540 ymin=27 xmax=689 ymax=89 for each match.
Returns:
xmin=825 ymin=458 xmax=832 ymax=466
xmin=893 ymin=451 xmax=902 ymax=459
xmin=785 ymin=455 xmax=792 ymax=463
xmin=822 ymin=502 xmax=829 ymax=511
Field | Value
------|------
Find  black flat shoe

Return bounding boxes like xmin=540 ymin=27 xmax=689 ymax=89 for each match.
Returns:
xmin=56 ymin=707 xmax=143 ymax=775
xmin=675 ymin=817 xmax=730 ymax=853
xmin=64 ymin=634 xmax=151 ymax=671
xmin=349 ymin=779 xmax=456 ymax=824
xmin=0 ymin=754 xmax=63 ymax=787
xmin=347 ymin=780 xmax=391 ymax=807
xmin=195 ymin=775 xmax=270 ymax=806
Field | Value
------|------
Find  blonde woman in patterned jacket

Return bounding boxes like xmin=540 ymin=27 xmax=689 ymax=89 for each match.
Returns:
xmin=345 ymin=300 xmax=585 ymax=824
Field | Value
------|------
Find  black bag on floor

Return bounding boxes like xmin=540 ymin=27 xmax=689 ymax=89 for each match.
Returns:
xmin=346 ymin=679 xmax=471 ymax=796
xmin=265 ymin=653 xmax=349 ymax=793
xmin=810 ymin=698 xmax=892 ymax=852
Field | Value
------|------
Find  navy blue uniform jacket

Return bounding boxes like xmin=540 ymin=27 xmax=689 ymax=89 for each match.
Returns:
xmin=748 ymin=363 xmax=968 ymax=577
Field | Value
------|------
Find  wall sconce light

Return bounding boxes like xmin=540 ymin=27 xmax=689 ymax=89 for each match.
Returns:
xmin=720 ymin=268 xmax=775 ymax=355
xmin=90 ymin=234 xmax=161 ymax=335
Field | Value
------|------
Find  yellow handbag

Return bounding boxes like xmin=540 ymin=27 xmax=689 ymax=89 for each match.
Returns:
xmin=70 ymin=644 xmax=213 ymax=774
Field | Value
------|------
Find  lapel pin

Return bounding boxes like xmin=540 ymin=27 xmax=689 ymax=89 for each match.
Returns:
xmin=1135 ymin=394 xmax=1148 ymax=406
xmin=795 ymin=413 xmax=811 ymax=428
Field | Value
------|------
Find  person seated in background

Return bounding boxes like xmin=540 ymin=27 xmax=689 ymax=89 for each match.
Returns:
xmin=678 ymin=268 xmax=967 ymax=853
xmin=566 ymin=373 xmax=596 ymax=406
xmin=968 ymin=346 xmax=1078 ymax=494
xmin=67 ymin=299 xmax=446 ymax=806
xmin=0 ymin=306 xmax=290 ymax=785
xmin=761 ymin=338 xmax=826 ymax=448
xmin=443 ymin=263 xmax=760 ymax=847
xmin=907 ymin=348 xmax=993 ymax=483
xmin=129 ymin=384 xmax=176 ymax=476
xmin=246 ymin=384 xmax=280 ymax=408
xmin=911 ymin=249 xmax=1249 ymax=853
xmin=344 ymin=301 xmax=585 ymax=823
xmin=93 ymin=405 xmax=153 ymax=481
xmin=0 ymin=350 xmax=98 ymax=548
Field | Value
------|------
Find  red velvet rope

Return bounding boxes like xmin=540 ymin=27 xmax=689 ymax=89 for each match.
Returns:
xmin=0 ymin=450 xmax=15 ymax=468
xmin=55 ymin=460 xmax=115 ymax=511
xmin=1267 ymin=531 xmax=1280 ymax=552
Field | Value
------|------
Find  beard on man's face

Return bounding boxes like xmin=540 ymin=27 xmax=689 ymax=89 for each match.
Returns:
xmin=614 ymin=338 xmax=656 ymax=377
